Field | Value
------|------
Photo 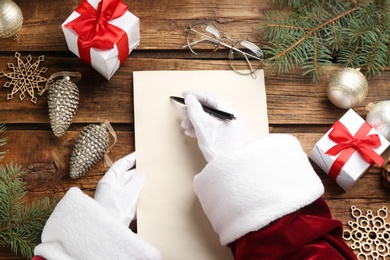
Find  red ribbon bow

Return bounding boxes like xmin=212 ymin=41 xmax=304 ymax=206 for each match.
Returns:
xmin=65 ymin=0 xmax=129 ymax=65
xmin=325 ymin=121 xmax=384 ymax=181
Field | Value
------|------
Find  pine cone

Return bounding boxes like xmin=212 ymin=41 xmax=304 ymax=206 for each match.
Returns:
xmin=381 ymin=157 xmax=390 ymax=189
xmin=47 ymin=77 xmax=79 ymax=137
xmin=69 ymin=124 xmax=110 ymax=179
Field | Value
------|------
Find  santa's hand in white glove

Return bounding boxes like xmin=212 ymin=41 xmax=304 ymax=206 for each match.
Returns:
xmin=94 ymin=152 xmax=144 ymax=227
xmin=180 ymin=91 xmax=246 ymax=162
xmin=177 ymin=91 xmax=324 ymax=247
xmin=33 ymin=153 xmax=161 ymax=260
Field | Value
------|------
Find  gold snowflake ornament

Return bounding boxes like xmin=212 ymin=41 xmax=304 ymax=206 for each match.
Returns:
xmin=343 ymin=205 xmax=390 ymax=259
xmin=0 ymin=52 xmax=48 ymax=104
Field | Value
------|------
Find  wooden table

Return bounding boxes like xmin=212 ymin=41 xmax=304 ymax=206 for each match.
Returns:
xmin=1 ymin=0 xmax=389 ymax=259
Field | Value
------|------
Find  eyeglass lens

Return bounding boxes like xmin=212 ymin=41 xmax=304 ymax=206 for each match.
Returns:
xmin=186 ymin=23 xmax=221 ymax=56
xmin=229 ymin=40 xmax=263 ymax=75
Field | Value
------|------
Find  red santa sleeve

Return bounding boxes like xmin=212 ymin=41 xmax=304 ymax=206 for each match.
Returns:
xmin=193 ymin=134 xmax=356 ymax=259
xmin=32 ymin=256 xmax=45 ymax=260
xmin=228 ymin=198 xmax=357 ymax=259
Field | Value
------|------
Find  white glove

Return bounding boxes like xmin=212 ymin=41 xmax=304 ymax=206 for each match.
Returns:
xmin=180 ymin=91 xmax=246 ymax=162
xmin=94 ymin=152 xmax=144 ymax=227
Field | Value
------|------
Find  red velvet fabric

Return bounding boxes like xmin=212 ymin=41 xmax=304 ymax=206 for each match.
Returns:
xmin=32 ymin=256 xmax=45 ymax=260
xmin=228 ymin=198 xmax=357 ymax=260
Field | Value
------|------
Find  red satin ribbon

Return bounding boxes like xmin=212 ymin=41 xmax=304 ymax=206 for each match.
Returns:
xmin=64 ymin=0 xmax=129 ymax=65
xmin=325 ymin=121 xmax=384 ymax=181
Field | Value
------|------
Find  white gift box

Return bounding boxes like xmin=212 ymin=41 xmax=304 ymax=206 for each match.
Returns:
xmin=309 ymin=109 xmax=389 ymax=192
xmin=62 ymin=0 xmax=140 ymax=79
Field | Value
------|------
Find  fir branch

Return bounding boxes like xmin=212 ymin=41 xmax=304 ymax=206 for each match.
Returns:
xmin=261 ymin=0 xmax=390 ymax=81
xmin=270 ymin=0 xmax=313 ymax=8
xmin=0 ymin=164 xmax=56 ymax=259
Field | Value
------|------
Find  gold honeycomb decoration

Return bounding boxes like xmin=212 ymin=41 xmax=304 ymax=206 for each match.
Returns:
xmin=343 ymin=205 xmax=390 ymax=259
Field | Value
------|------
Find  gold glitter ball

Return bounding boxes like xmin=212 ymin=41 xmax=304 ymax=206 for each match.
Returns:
xmin=326 ymin=68 xmax=368 ymax=109
xmin=0 ymin=0 xmax=23 ymax=39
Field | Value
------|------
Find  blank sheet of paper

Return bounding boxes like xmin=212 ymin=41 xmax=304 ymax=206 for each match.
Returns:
xmin=133 ymin=70 xmax=268 ymax=260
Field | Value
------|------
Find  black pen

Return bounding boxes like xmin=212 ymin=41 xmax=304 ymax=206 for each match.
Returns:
xmin=170 ymin=96 xmax=236 ymax=121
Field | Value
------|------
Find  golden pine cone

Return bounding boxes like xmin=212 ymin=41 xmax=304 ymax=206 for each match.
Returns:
xmin=69 ymin=123 xmax=110 ymax=179
xmin=47 ymin=77 xmax=79 ymax=137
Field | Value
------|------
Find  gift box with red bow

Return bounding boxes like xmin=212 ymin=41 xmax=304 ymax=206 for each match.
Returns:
xmin=62 ymin=0 xmax=140 ymax=79
xmin=309 ymin=109 xmax=390 ymax=191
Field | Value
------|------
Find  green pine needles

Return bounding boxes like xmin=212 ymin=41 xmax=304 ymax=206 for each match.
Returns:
xmin=0 ymin=125 xmax=56 ymax=259
xmin=261 ymin=0 xmax=390 ymax=81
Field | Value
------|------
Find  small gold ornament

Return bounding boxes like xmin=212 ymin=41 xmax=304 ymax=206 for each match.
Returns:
xmin=39 ymin=72 xmax=82 ymax=137
xmin=366 ymin=101 xmax=390 ymax=141
xmin=0 ymin=0 xmax=23 ymax=40
xmin=326 ymin=68 xmax=368 ymax=109
xmin=69 ymin=120 xmax=117 ymax=179
xmin=0 ymin=52 xmax=48 ymax=104
xmin=381 ymin=156 xmax=390 ymax=189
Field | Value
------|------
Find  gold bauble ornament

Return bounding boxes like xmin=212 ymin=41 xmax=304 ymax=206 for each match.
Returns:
xmin=366 ymin=101 xmax=390 ymax=141
xmin=326 ymin=68 xmax=368 ymax=109
xmin=0 ymin=0 xmax=23 ymax=40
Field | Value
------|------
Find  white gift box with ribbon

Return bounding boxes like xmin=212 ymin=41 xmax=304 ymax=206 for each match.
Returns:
xmin=62 ymin=0 xmax=140 ymax=80
xmin=309 ymin=109 xmax=389 ymax=192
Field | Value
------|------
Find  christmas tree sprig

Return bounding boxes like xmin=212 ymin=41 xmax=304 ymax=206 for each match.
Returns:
xmin=0 ymin=164 xmax=56 ymax=258
xmin=0 ymin=125 xmax=56 ymax=259
xmin=261 ymin=0 xmax=390 ymax=81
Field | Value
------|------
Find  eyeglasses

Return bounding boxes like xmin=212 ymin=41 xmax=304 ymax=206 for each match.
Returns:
xmin=182 ymin=22 xmax=264 ymax=78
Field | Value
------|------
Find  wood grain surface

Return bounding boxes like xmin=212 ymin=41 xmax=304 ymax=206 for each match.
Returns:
xmin=0 ymin=0 xmax=389 ymax=258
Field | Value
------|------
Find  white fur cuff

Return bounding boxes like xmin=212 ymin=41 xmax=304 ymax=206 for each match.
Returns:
xmin=193 ymin=134 xmax=324 ymax=245
xmin=34 ymin=187 xmax=161 ymax=260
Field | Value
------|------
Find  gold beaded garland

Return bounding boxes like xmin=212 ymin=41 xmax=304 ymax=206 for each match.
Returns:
xmin=0 ymin=0 xmax=23 ymax=40
xmin=326 ymin=68 xmax=368 ymax=109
